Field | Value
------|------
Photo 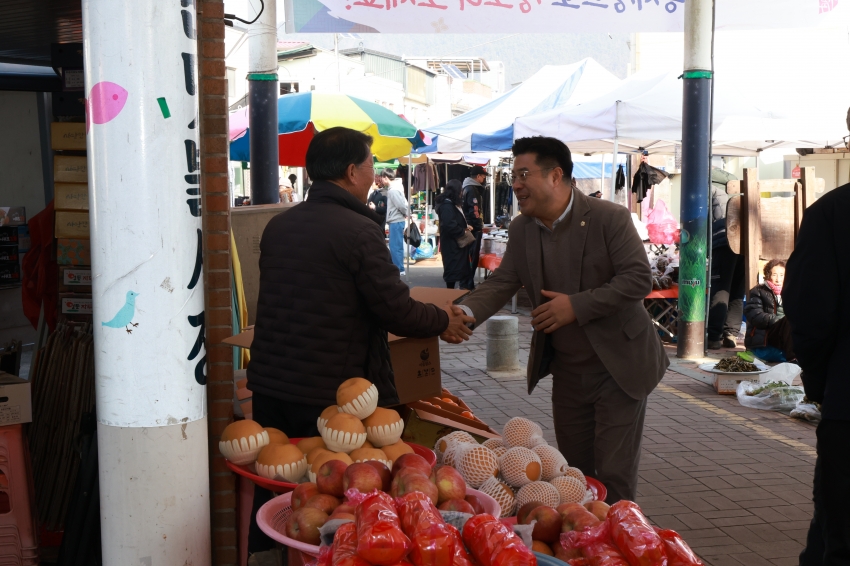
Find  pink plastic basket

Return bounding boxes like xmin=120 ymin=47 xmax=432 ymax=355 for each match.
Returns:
xmin=257 ymin=487 xmax=501 ymax=557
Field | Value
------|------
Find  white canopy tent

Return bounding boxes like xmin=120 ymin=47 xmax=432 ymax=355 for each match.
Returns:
xmin=515 ymin=71 xmax=850 ymax=157
xmin=419 ymin=58 xmax=621 ymax=154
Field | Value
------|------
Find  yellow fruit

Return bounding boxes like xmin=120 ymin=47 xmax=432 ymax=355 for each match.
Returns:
xmin=479 ymin=477 xmax=516 ymax=518
xmin=551 ymin=476 xmax=586 ymax=504
xmin=532 ymin=445 xmax=569 ymax=481
xmin=499 ymin=447 xmax=542 ymax=488
xmin=502 ymin=417 xmax=545 ymax=449
xmin=456 ymin=444 xmax=500 ymax=489
xmin=516 ymin=481 xmax=560 ymax=509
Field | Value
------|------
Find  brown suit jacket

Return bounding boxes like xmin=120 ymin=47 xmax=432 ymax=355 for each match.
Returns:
xmin=460 ymin=189 xmax=669 ymax=400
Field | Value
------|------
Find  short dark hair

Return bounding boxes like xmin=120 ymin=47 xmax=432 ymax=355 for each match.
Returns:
xmin=306 ymin=127 xmax=373 ymax=181
xmin=511 ymin=136 xmax=573 ymax=181
xmin=381 ymin=169 xmax=396 ymax=180
xmin=764 ymin=259 xmax=786 ymax=280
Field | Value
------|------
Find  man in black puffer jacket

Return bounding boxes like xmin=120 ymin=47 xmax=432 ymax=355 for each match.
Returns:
xmin=246 ymin=127 xmax=474 ymax=553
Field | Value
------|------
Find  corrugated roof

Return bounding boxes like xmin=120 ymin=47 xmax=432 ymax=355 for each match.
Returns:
xmin=0 ymin=0 xmax=82 ymax=66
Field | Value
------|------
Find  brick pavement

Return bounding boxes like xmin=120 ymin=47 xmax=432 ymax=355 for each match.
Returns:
xmin=439 ymin=308 xmax=816 ymax=566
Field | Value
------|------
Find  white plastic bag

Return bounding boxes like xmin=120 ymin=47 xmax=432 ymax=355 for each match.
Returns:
xmin=737 ymin=380 xmax=805 ymax=413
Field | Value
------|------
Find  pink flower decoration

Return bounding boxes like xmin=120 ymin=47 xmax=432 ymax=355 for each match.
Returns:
xmin=819 ymin=0 xmax=838 ymax=13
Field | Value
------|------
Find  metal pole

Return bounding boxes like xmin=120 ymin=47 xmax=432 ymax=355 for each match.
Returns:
xmin=334 ymin=33 xmax=341 ymax=92
xmin=82 ymin=0 xmax=210 ymax=563
xmin=599 ymin=152 xmax=606 ymax=196
xmin=405 ymin=156 xmax=412 ymax=277
xmin=610 ymin=101 xmax=620 ymax=202
xmin=248 ymin=0 xmax=279 ymax=204
xmin=677 ymin=0 xmax=714 ymax=359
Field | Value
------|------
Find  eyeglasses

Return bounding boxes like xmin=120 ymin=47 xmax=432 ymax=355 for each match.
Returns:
xmin=510 ymin=167 xmax=556 ymax=183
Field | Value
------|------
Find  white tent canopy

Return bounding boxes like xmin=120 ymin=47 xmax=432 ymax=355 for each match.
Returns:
xmin=420 ymin=58 xmax=621 ymax=154
xmin=515 ymin=71 xmax=850 ymax=157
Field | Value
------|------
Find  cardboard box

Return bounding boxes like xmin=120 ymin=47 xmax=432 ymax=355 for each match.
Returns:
xmin=51 ymin=122 xmax=87 ymax=150
xmin=57 ymin=238 xmax=91 ymax=265
xmin=0 ymin=246 xmax=18 ymax=262
xmin=230 ymin=202 xmax=300 ymax=326
xmin=0 ymin=372 xmax=32 ymax=425
xmin=715 ymin=375 xmax=758 ymax=395
xmin=54 ymin=183 xmax=89 ymax=211
xmin=59 ymin=294 xmax=93 ymax=315
xmin=59 ymin=267 xmax=92 ymax=292
xmin=222 ymin=288 xmax=467 ymax=405
xmin=400 ymin=405 xmax=501 ymax=449
xmin=0 ymin=227 xmax=18 ymax=244
xmin=54 ymin=155 xmax=88 ymax=183
xmin=0 ymin=207 xmax=26 ymax=226
xmin=0 ymin=262 xmax=21 ymax=286
xmin=55 ymin=210 xmax=90 ymax=239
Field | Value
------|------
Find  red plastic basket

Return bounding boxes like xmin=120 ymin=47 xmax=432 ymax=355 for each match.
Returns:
xmin=257 ymin=487 xmax=501 ymax=557
xmin=226 ymin=439 xmax=437 ymax=493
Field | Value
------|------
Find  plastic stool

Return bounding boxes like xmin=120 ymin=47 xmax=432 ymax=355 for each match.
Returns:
xmin=0 ymin=425 xmax=38 ymax=566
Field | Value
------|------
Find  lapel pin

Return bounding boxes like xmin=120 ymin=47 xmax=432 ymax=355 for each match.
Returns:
xmin=580 ymin=221 xmax=586 ymax=227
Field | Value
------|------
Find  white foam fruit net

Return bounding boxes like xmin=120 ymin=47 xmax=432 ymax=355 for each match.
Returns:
xmin=550 ymin=476 xmax=586 ymax=504
xmin=479 ymin=477 xmax=516 ymax=518
xmin=502 ymin=417 xmax=546 ymax=449
xmin=532 ymin=445 xmax=569 ymax=481
xmin=499 ymin=447 xmax=542 ymax=488
xmin=482 ymin=438 xmax=506 ymax=451
xmin=434 ymin=431 xmax=477 ymax=463
xmin=455 ymin=444 xmax=500 ymax=489
xmin=563 ymin=466 xmax=587 ymax=487
xmin=515 ymin=481 xmax=561 ymax=509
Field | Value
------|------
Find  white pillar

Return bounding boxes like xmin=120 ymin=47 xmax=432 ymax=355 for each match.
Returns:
xmin=82 ymin=1 xmax=211 ymax=564
xmin=610 ymin=101 xmax=620 ymax=202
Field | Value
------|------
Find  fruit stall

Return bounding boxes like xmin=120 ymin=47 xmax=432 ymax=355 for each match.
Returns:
xmin=218 ymin=378 xmax=705 ymax=566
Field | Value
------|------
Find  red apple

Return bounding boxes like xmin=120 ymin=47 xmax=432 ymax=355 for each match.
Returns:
xmin=438 ymin=499 xmax=476 ymax=514
xmin=391 ymin=453 xmax=432 ymax=477
xmin=526 ymin=506 xmax=562 ymax=543
xmin=317 ymin=459 xmax=348 ymax=498
xmin=435 ymin=466 xmax=467 ymax=504
xmin=561 ymin=507 xmax=600 ymax=533
xmin=304 ymin=493 xmax=341 ymax=515
xmin=556 ymin=502 xmax=586 ymax=518
xmin=391 ymin=471 xmax=439 ymax=504
xmin=343 ymin=462 xmax=384 ymax=495
xmin=394 ymin=465 xmax=436 ymax=484
xmin=465 ymin=495 xmax=485 ymax=515
xmin=364 ymin=460 xmax=392 ymax=491
xmin=285 ymin=507 xmax=328 ymax=545
xmin=584 ymin=501 xmax=610 ymax=521
xmin=517 ymin=501 xmax=544 ymax=525
xmin=328 ymin=511 xmax=356 ymax=522
xmin=334 ymin=501 xmax=356 ymax=516
xmin=291 ymin=482 xmax=320 ymax=511
xmin=553 ymin=542 xmax=582 ymax=562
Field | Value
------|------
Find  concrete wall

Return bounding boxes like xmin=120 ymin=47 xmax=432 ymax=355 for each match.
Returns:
xmin=0 ymin=91 xmax=46 ymax=346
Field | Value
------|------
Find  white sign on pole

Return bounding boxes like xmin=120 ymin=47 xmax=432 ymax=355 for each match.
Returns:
xmin=285 ymin=0 xmax=847 ymax=33
xmin=84 ymin=0 xmax=207 ymax=428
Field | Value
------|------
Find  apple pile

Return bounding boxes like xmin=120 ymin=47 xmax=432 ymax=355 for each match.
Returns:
xmin=514 ymin=500 xmax=611 ymax=560
xmin=284 ymin=451 xmax=488 ymax=547
xmin=434 ymin=417 xmax=594 ymax=518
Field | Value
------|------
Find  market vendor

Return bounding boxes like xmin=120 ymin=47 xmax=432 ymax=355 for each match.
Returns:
xmin=246 ymin=126 xmax=473 ymax=552
xmin=456 ymin=136 xmax=668 ymax=503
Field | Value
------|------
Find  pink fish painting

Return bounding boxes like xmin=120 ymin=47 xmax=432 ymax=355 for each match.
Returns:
xmin=85 ymin=81 xmax=129 ymax=132
xmin=820 ymin=0 xmax=838 ymax=13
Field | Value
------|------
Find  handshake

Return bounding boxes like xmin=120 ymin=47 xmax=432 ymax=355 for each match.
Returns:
xmin=439 ymin=305 xmax=476 ymax=344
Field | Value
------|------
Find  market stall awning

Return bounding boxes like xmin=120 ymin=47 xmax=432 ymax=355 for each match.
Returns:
xmin=515 ymin=71 xmax=850 ymax=157
xmin=419 ymin=58 xmax=621 ymax=154
xmin=229 ymin=92 xmax=429 ymax=165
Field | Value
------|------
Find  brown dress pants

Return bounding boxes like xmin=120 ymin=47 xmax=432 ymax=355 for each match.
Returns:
xmin=551 ymin=367 xmax=647 ymax=503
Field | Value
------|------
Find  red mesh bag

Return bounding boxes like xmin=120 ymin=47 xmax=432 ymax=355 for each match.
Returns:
xmin=561 ymin=522 xmax=629 ymax=566
xmin=655 ymin=529 xmax=704 ymax=566
xmin=351 ymin=490 xmax=411 ymax=565
xmin=332 ymin=522 xmax=372 ymax=566
xmin=462 ymin=514 xmax=536 ymax=566
xmin=395 ymin=492 xmax=455 ymax=566
xmin=607 ymin=501 xmax=667 ymax=566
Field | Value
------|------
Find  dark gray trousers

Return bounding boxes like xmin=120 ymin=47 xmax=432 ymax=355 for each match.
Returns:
xmin=551 ymin=368 xmax=647 ymax=503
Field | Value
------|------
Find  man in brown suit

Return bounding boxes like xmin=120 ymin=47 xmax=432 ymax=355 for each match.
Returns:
xmin=457 ymin=137 xmax=668 ymax=502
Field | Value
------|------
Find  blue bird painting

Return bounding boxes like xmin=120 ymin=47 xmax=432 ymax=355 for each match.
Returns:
xmin=102 ymin=290 xmax=140 ymax=334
